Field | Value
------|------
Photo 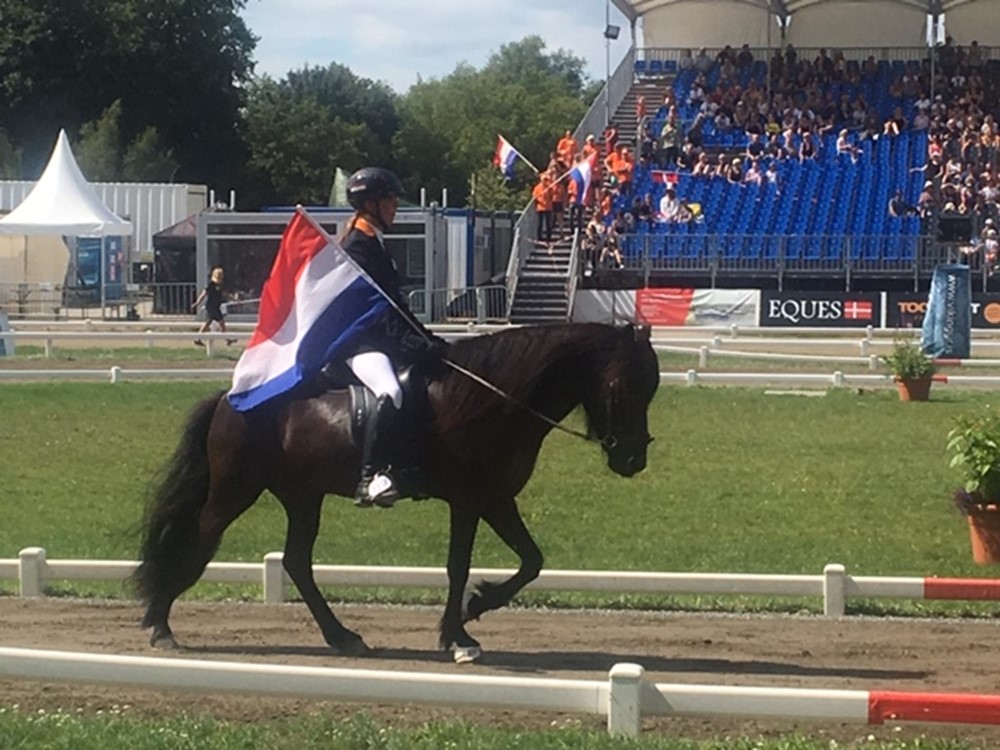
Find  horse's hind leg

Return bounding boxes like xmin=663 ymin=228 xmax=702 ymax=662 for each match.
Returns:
xmin=464 ymin=494 xmax=543 ymax=621
xmin=273 ymin=490 xmax=369 ymax=656
xmin=141 ymin=480 xmax=262 ymax=649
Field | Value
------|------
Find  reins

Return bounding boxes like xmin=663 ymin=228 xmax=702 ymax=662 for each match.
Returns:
xmin=443 ymin=359 xmax=616 ymax=450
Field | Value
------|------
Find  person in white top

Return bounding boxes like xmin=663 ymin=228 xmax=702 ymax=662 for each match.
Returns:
xmin=658 ymin=188 xmax=681 ymax=222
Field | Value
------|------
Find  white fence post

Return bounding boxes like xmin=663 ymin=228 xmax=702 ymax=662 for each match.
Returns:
xmin=263 ymin=552 xmax=286 ymax=604
xmin=832 ymin=370 xmax=844 ymax=388
xmin=823 ymin=563 xmax=847 ymax=617
xmin=18 ymin=547 xmax=46 ymax=597
xmin=44 ymin=338 xmax=53 ymax=358
xmin=109 ymin=366 xmax=122 ymax=384
xmin=699 ymin=346 xmax=709 ymax=368
xmin=608 ymin=662 xmax=644 ymax=737
xmin=685 ymin=369 xmax=697 ymax=387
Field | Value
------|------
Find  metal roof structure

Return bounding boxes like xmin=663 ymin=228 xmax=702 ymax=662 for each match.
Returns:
xmin=609 ymin=0 xmax=1000 ymax=48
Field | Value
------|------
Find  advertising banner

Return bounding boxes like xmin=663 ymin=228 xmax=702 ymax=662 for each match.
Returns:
xmin=635 ymin=288 xmax=760 ymax=326
xmin=888 ymin=292 xmax=1000 ymax=330
xmin=759 ymin=291 xmax=881 ymax=328
xmin=574 ymin=289 xmax=758 ymax=326
xmin=921 ymin=264 xmax=971 ymax=358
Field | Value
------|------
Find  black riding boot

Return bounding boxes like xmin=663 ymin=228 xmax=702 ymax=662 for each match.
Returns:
xmin=354 ymin=395 xmax=401 ymax=508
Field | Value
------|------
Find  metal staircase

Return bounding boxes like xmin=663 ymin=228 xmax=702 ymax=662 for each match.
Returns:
xmin=508 ymin=235 xmax=575 ymax=324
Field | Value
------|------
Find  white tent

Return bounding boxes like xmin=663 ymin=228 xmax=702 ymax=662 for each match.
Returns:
xmin=0 ymin=129 xmax=132 ymax=237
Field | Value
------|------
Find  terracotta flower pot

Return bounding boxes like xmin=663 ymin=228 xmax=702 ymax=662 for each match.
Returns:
xmin=895 ymin=377 xmax=932 ymax=402
xmin=966 ymin=504 xmax=1000 ymax=565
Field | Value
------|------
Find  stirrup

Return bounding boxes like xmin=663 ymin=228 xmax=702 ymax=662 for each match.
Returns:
xmin=354 ymin=472 xmax=399 ymax=508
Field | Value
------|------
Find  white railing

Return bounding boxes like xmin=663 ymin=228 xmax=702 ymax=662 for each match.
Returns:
xmin=2 ymin=649 xmax=999 ymax=733
xmin=5 ymin=549 xmax=1000 ymax=617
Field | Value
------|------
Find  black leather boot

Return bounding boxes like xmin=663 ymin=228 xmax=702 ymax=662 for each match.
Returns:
xmin=354 ymin=395 xmax=401 ymax=508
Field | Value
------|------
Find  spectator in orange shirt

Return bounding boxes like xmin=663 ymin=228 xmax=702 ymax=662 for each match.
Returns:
xmin=582 ymin=134 xmax=600 ymax=164
xmin=598 ymin=188 xmax=612 ymax=221
xmin=533 ymin=170 xmax=555 ymax=243
xmin=614 ymin=146 xmax=634 ymax=197
xmin=556 ymin=130 xmax=577 ymax=169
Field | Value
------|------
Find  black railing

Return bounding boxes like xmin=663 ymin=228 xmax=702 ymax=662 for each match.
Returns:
xmin=586 ymin=233 xmax=990 ymax=290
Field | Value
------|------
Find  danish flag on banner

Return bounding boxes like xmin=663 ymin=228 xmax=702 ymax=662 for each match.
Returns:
xmin=843 ymin=300 xmax=873 ymax=320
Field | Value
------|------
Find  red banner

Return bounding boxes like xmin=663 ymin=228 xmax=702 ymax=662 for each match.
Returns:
xmin=635 ymin=288 xmax=694 ymax=325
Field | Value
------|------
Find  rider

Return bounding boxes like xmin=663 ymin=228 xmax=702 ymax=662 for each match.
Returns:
xmin=340 ymin=167 xmax=449 ymax=508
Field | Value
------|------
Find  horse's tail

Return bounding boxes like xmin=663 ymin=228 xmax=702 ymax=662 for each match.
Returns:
xmin=132 ymin=390 xmax=224 ymax=606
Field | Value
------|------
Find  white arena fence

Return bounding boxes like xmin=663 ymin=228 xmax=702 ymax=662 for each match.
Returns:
xmin=4 ymin=548 xmax=1000 ymax=617
xmin=2 ymin=650 xmax=1000 ymax=734
xmin=5 ymin=367 xmax=1000 ymax=389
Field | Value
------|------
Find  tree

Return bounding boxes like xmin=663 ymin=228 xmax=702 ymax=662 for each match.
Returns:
xmin=0 ymin=0 xmax=256 ymax=184
xmin=469 ymin=166 xmax=531 ymax=212
xmin=76 ymin=101 xmax=123 ymax=182
xmin=281 ymin=63 xmax=399 ymax=164
xmin=242 ymin=78 xmax=368 ymax=206
xmin=391 ymin=37 xmax=594 ymax=208
xmin=123 ymin=128 xmax=179 ymax=183
xmin=0 ymin=129 xmax=22 ymax=179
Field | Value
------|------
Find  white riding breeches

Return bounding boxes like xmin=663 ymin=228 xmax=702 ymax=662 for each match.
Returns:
xmin=346 ymin=351 xmax=403 ymax=409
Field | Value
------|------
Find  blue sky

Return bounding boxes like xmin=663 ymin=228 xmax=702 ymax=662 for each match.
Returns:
xmin=241 ymin=0 xmax=633 ymax=92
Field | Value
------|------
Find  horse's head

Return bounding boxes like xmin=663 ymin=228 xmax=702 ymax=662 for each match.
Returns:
xmin=584 ymin=324 xmax=659 ymax=477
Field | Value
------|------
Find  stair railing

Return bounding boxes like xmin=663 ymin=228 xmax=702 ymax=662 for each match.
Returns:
xmin=565 ymin=227 xmax=582 ymax=321
xmin=505 ymin=201 xmax=538 ymax=320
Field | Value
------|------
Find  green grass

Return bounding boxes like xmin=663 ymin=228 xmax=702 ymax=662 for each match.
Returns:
xmin=2 ymin=382 xmax=999 ymax=615
xmin=0 ymin=709 xmax=985 ymax=750
xmin=5 ymin=381 xmax=1000 ymax=747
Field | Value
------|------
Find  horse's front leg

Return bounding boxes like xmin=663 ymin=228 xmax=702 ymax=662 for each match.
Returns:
xmin=465 ymin=494 xmax=543 ymax=621
xmin=438 ymin=501 xmax=481 ymax=662
xmin=275 ymin=490 xmax=369 ymax=656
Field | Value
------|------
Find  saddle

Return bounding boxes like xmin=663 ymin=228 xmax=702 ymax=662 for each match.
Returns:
xmin=319 ymin=363 xmax=433 ymax=499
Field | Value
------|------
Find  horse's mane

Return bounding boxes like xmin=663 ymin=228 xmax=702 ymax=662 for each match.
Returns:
xmin=436 ymin=323 xmax=621 ymax=431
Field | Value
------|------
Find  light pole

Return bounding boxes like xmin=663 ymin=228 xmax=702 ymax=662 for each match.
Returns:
xmin=603 ymin=0 xmax=621 ymax=129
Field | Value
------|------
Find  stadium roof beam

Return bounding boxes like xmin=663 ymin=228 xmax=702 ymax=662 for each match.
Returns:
xmin=620 ymin=0 xmax=981 ymax=15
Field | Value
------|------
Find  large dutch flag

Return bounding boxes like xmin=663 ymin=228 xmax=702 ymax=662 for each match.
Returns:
xmin=568 ymin=157 xmax=593 ymax=205
xmin=493 ymin=134 xmax=518 ymax=180
xmin=227 ymin=209 xmax=389 ymax=412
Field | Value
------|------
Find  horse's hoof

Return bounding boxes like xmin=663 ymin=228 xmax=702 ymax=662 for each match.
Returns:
xmin=149 ymin=632 xmax=179 ymax=650
xmin=452 ymin=644 xmax=482 ymax=664
xmin=331 ymin=633 xmax=370 ymax=657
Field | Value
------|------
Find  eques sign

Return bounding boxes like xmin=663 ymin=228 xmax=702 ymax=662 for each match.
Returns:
xmin=886 ymin=293 xmax=1000 ymax=329
xmin=760 ymin=291 xmax=882 ymax=328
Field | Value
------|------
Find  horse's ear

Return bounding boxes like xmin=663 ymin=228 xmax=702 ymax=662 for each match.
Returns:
xmin=633 ymin=324 xmax=651 ymax=342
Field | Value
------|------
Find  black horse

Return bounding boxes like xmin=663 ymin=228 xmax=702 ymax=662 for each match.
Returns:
xmin=134 ymin=322 xmax=660 ymax=662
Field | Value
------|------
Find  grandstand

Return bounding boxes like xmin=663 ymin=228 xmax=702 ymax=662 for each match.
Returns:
xmin=507 ymin=0 xmax=1000 ymax=324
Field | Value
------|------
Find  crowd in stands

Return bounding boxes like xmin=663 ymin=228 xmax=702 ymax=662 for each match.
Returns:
xmin=626 ymin=39 xmax=999 ymax=247
xmin=525 ymin=38 xmax=1000 ymax=273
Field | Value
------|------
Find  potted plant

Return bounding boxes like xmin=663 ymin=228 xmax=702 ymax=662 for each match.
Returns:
xmin=881 ymin=337 xmax=935 ymax=401
xmin=947 ymin=412 xmax=1000 ymax=564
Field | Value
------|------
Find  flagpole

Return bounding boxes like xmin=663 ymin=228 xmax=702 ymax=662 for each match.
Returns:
xmin=515 ymin=150 xmax=540 ymax=174
xmin=295 ymin=208 xmax=561 ymax=423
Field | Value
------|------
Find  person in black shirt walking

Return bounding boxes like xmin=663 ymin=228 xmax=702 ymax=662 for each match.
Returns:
xmin=192 ymin=267 xmax=236 ymax=346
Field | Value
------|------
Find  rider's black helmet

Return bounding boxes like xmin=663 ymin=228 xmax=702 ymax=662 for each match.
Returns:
xmin=346 ymin=167 xmax=404 ymax=211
